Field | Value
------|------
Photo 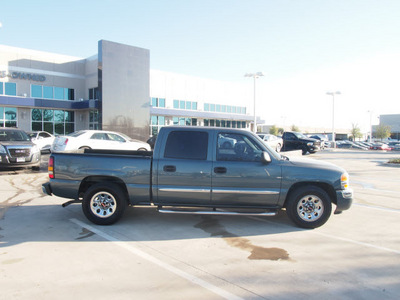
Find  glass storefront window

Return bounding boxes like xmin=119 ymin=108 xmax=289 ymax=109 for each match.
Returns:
xmin=5 ymin=82 xmax=16 ymax=96
xmin=54 ymin=87 xmax=64 ymax=100
xmin=31 ymin=109 xmax=42 ymax=121
xmin=43 ymin=86 xmax=53 ymax=99
xmin=192 ymin=102 xmax=197 ymax=110
xmin=31 ymin=85 xmax=42 ymax=98
xmin=0 ymin=82 xmax=3 ymax=94
xmin=173 ymin=100 xmax=179 ymax=109
xmin=44 ymin=110 xmax=54 ymax=121
xmin=159 ymin=98 xmax=165 ymax=107
xmin=54 ymin=110 xmax=65 ymax=122
xmin=179 ymin=100 xmax=185 ymax=109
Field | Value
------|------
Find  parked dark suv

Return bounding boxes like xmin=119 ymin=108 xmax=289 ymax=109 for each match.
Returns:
xmin=282 ymin=131 xmax=321 ymax=155
xmin=0 ymin=128 xmax=41 ymax=170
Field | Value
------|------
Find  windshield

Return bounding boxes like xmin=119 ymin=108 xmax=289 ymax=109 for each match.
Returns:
xmin=0 ymin=130 xmax=31 ymax=142
xmin=293 ymin=132 xmax=307 ymax=139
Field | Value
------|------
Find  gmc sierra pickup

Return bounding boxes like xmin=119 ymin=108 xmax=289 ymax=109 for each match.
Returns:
xmin=42 ymin=126 xmax=353 ymax=228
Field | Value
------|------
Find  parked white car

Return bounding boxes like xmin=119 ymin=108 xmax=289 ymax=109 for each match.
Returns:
xmin=257 ymin=134 xmax=283 ymax=152
xmin=51 ymin=130 xmax=151 ymax=152
xmin=27 ymin=131 xmax=55 ymax=153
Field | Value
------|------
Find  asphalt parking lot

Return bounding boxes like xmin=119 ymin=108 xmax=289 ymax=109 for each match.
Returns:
xmin=1 ymin=150 xmax=399 ymax=299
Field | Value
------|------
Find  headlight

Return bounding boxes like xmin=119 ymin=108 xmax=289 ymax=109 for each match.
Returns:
xmin=341 ymin=173 xmax=349 ymax=189
xmin=307 ymin=142 xmax=313 ymax=146
xmin=0 ymin=145 xmax=6 ymax=154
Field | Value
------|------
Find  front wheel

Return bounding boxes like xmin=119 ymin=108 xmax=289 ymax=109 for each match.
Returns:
xmin=82 ymin=183 xmax=127 ymax=225
xmin=286 ymin=186 xmax=332 ymax=229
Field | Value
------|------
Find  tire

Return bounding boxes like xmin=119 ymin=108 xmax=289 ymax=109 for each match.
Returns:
xmin=286 ymin=185 xmax=332 ymax=229
xmin=301 ymin=146 xmax=308 ymax=155
xmin=82 ymin=183 xmax=127 ymax=225
xmin=275 ymin=143 xmax=281 ymax=152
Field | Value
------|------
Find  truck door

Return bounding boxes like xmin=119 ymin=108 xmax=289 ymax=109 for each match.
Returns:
xmin=283 ymin=132 xmax=298 ymax=151
xmin=212 ymin=132 xmax=281 ymax=206
xmin=154 ymin=130 xmax=213 ymax=205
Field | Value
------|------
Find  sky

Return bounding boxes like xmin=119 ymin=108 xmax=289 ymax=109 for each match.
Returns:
xmin=1 ymin=0 xmax=400 ymax=133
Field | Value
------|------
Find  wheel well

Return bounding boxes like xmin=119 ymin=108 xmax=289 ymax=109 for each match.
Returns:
xmin=285 ymin=182 xmax=336 ymax=207
xmin=78 ymin=176 xmax=129 ymax=203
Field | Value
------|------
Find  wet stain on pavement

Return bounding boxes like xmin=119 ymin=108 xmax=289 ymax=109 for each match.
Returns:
xmin=195 ymin=217 xmax=291 ymax=261
xmin=76 ymin=227 xmax=95 ymax=240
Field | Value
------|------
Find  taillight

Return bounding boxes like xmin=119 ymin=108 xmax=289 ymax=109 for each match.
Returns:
xmin=48 ymin=156 xmax=55 ymax=179
xmin=64 ymin=138 xmax=68 ymax=145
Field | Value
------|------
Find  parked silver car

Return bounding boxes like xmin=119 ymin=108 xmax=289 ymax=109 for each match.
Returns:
xmin=257 ymin=134 xmax=283 ymax=152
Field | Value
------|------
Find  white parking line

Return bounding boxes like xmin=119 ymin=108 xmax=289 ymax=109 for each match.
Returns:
xmin=70 ymin=218 xmax=244 ymax=300
xmin=249 ymin=216 xmax=400 ymax=255
xmin=310 ymin=231 xmax=400 ymax=255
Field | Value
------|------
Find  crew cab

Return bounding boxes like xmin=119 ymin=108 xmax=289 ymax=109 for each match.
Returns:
xmin=42 ymin=126 xmax=353 ymax=229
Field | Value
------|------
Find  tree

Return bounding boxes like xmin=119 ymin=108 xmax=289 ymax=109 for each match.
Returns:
xmin=269 ymin=125 xmax=279 ymax=135
xmin=350 ymin=123 xmax=363 ymax=141
xmin=291 ymin=125 xmax=300 ymax=132
xmin=375 ymin=124 xmax=391 ymax=140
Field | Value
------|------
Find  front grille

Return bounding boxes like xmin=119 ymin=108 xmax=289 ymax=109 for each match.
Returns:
xmin=8 ymin=148 xmax=31 ymax=158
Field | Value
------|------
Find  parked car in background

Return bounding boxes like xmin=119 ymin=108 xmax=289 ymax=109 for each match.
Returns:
xmin=257 ymin=134 xmax=283 ymax=152
xmin=51 ymin=130 xmax=151 ymax=152
xmin=0 ymin=128 xmax=41 ymax=169
xmin=281 ymin=131 xmax=321 ymax=155
xmin=336 ymin=141 xmax=369 ymax=150
xmin=370 ymin=143 xmax=391 ymax=151
xmin=309 ymin=134 xmax=329 ymax=149
xmin=27 ymin=131 xmax=55 ymax=153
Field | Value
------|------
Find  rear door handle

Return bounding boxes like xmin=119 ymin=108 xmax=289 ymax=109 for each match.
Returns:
xmin=214 ymin=167 xmax=227 ymax=174
xmin=163 ymin=165 xmax=176 ymax=172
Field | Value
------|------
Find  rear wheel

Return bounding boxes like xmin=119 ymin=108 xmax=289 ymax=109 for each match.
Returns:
xmin=286 ymin=186 xmax=332 ymax=229
xmin=82 ymin=183 xmax=127 ymax=225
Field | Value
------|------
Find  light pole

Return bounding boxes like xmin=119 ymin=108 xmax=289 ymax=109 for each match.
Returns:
xmin=245 ymin=72 xmax=264 ymax=133
xmin=367 ymin=110 xmax=373 ymax=142
xmin=326 ymin=91 xmax=341 ymax=146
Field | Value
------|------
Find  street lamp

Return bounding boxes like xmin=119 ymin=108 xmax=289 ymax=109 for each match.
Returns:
xmin=326 ymin=91 xmax=341 ymax=146
xmin=245 ymin=72 xmax=264 ymax=133
xmin=367 ymin=110 xmax=373 ymax=143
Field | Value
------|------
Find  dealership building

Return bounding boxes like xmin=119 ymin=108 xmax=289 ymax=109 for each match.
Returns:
xmin=0 ymin=40 xmax=253 ymax=141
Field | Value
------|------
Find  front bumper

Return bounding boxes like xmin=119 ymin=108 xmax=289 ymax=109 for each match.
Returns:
xmin=0 ymin=152 xmax=41 ymax=168
xmin=334 ymin=188 xmax=353 ymax=214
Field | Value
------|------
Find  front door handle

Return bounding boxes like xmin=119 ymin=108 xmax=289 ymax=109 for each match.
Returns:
xmin=163 ymin=165 xmax=176 ymax=172
xmin=214 ymin=167 xmax=227 ymax=174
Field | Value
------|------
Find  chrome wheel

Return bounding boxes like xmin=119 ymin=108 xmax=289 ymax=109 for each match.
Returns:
xmin=90 ymin=191 xmax=117 ymax=218
xmin=297 ymin=195 xmax=324 ymax=222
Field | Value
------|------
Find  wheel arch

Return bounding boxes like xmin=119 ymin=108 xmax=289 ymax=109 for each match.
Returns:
xmin=78 ymin=176 xmax=129 ymax=203
xmin=284 ymin=181 xmax=336 ymax=208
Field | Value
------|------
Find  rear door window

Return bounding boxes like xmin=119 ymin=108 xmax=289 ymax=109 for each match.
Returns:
xmin=164 ymin=131 xmax=208 ymax=160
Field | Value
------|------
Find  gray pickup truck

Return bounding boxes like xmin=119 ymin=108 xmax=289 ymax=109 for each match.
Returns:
xmin=42 ymin=126 xmax=353 ymax=228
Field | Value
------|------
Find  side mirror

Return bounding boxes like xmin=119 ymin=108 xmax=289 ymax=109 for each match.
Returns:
xmin=261 ymin=151 xmax=271 ymax=164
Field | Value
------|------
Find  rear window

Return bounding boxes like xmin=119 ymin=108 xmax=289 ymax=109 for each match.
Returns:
xmin=164 ymin=131 xmax=208 ymax=160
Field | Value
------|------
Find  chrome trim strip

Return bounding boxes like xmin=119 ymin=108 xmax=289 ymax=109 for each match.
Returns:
xmin=159 ymin=188 xmax=211 ymax=193
xmin=212 ymin=189 xmax=279 ymax=195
